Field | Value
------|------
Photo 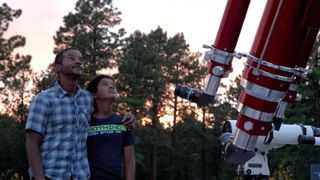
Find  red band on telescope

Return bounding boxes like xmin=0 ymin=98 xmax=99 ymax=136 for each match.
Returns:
xmin=237 ymin=114 xmax=272 ymax=136
xmin=242 ymin=67 xmax=290 ymax=91
xmin=238 ymin=91 xmax=278 ymax=113
xmin=283 ymin=90 xmax=297 ymax=103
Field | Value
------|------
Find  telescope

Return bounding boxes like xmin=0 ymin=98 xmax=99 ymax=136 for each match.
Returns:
xmin=219 ymin=120 xmax=320 ymax=178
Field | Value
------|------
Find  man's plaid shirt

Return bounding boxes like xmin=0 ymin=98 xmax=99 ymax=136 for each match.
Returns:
xmin=26 ymin=81 xmax=94 ymax=180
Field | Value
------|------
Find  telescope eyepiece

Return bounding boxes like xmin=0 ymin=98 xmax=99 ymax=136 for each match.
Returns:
xmin=174 ymin=84 xmax=214 ymax=106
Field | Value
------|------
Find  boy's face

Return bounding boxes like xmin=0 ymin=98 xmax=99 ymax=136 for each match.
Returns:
xmin=94 ymin=78 xmax=118 ymax=100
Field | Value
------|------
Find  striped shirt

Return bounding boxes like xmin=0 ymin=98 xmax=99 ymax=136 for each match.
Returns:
xmin=26 ymin=81 xmax=94 ymax=180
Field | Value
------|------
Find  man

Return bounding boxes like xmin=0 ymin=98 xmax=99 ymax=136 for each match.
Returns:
xmin=26 ymin=47 xmax=134 ymax=180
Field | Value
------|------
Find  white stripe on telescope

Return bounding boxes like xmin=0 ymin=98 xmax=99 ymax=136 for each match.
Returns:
xmin=226 ymin=120 xmax=320 ymax=146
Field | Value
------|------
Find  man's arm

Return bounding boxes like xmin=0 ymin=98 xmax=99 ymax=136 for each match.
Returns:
xmin=123 ymin=145 xmax=135 ymax=180
xmin=26 ymin=131 xmax=46 ymax=180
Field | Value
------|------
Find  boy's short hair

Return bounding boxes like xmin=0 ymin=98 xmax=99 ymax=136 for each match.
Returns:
xmin=87 ymin=74 xmax=115 ymax=93
xmin=54 ymin=47 xmax=81 ymax=64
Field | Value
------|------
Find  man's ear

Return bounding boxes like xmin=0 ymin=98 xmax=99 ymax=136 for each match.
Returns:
xmin=55 ymin=64 xmax=61 ymax=73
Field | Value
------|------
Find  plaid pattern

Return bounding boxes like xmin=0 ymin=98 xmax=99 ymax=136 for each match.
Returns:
xmin=26 ymin=81 xmax=94 ymax=180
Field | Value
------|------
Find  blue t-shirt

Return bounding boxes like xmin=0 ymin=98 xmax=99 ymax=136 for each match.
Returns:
xmin=87 ymin=113 xmax=135 ymax=180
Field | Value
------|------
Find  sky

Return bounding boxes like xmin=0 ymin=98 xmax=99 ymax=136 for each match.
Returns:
xmin=3 ymin=0 xmax=267 ymax=79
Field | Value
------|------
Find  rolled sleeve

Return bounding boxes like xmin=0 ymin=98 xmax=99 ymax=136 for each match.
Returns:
xmin=26 ymin=94 xmax=49 ymax=136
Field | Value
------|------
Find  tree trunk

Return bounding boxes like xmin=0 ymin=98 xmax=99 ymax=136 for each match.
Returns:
xmin=149 ymin=98 xmax=159 ymax=180
xmin=169 ymin=95 xmax=178 ymax=180
xmin=201 ymin=107 xmax=207 ymax=180
xmin=90 ymin=28 xmax=98 ymax=77
xmin=149 ymin=138 xmax=158 ymax=180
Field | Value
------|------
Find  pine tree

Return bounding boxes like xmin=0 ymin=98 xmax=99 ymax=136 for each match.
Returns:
xmin=116 ymin=28 xmax=166 ymax=180
xmin=161 ymin=32 xmax=208 ymax=180
xmin=53 ymin=0 xmax=125 ymax=86
xmin=0 ymin=115 xmax=28 ymax=179
xmin=0 ymin=3 xmax=32 ymax=118
xmin=116 ymin=27 xmax=208 ymax=179
xmin=32 ymin=64 xmax=56 ymax=94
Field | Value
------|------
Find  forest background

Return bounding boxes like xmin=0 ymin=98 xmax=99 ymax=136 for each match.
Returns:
xmin=0 ymin=0 xmax=320 ymax=179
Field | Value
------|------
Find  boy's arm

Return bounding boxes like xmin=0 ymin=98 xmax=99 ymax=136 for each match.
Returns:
xmin=26 ymin=131 xmax=46 ymax=180
xmin=123 ymin=145 xmax=135 ymax=180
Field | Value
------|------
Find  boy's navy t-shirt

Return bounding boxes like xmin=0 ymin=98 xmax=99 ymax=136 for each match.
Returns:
xmin=87 ymin=113 xmax=134 ymax=180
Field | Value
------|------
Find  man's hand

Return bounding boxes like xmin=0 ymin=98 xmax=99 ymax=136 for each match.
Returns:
xmin=122 ymin=112 xmax=136 ymax=130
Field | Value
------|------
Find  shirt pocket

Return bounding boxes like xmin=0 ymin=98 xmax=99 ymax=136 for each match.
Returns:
xmin=77 ymin=107 xmax=90 ymax=127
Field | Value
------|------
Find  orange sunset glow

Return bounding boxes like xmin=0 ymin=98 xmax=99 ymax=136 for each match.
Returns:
xmin=4 ymin=0 xmax=266 ymax=76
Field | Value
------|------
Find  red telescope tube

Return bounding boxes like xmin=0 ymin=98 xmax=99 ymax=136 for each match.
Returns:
xmin=204 ymin=0 xmax=250 ymax=98
xmin=234 ymin=0 xmax=320 ymax=151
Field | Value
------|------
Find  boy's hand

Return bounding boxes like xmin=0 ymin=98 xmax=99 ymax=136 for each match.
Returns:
xmin=122 ymin=112 xmax=136 ymax=130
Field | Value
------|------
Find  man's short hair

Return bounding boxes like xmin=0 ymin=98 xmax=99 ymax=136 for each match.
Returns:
xmin=54 ymin=47 xmax=81 ymax=64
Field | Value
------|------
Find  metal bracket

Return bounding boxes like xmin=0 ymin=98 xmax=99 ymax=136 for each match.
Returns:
xmin=234 ymin=52 xmax=310 ymax=82
xmin=202 ymin=44 xmax=236 ymax=65
xmin=202 ymin=45 xmax=310 ymax=82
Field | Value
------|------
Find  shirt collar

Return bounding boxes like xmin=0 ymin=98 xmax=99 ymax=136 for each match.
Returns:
xmin=54 ymin=81 xmax=82 ymax=98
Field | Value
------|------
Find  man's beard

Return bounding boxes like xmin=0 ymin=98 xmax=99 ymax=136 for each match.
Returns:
xmin=70 ymin=73 xmax=82 ymax=79
xmin=61 ymin=66 xmax=83 ymax=79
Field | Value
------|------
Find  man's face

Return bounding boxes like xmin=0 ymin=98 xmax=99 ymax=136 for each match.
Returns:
xmin=57 ymin=49 xmax=84 ymax=78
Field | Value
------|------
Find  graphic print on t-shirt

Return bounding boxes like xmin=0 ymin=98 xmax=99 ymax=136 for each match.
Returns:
xmin=88 ymin=124 xmax=126 ymax=136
